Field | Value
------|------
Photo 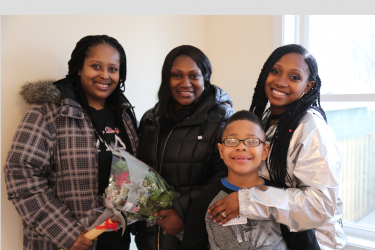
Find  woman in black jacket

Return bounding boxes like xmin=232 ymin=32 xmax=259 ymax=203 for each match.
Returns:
xmin=135 ymin=45 xmax=234 ymax=250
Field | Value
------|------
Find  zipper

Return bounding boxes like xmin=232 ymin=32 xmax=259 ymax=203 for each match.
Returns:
xmin=158 ymin=226 xmax=160 ymax=250
xmin=148 ymin=116 xmax=173 ymax=249
xmin=159 ymin=129 xmax=173 ymax=174
xmin=156 ymin=129 xmax=173 ymax=250
xmin=148 ymin=116 xmax=160 ymax=171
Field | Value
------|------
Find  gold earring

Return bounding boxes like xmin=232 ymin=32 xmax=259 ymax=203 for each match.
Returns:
xmin=299 ymin=92 xmax=305 ymax=99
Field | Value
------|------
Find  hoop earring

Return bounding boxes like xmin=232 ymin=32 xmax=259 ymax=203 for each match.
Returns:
xmin=299 ymin=92 xmax=305 ymax=99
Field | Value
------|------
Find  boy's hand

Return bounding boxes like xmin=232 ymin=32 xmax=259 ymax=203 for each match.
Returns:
xmin=155 ymin=208 xmax=185 ymax=235
xmin=207 ymin=191 xmax=239 ymax=225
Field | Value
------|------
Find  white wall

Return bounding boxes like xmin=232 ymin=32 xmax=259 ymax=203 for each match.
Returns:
xmin=1 ymin=15 xmax=273 ymax=249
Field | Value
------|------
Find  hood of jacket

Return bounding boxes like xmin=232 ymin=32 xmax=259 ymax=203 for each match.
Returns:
xmin=19 ymin=79 xmax=131 ymax=110
xmin=20 ymin=80 xmax=62 ymax=105
xmin=188 ymin=85 xmax=233 ymax=120
xmin=194 ymin=85 xmax=233 ymax=117
xmin=213 ymin=85 xmax=233 ymax=107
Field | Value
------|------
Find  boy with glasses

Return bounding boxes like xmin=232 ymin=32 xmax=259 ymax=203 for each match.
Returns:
xmin=181 ymin=110 xmax=319 ymax=250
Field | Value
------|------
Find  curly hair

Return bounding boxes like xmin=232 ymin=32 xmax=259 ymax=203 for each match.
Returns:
xmin=250 ymin=44 xmax=326 ymax=188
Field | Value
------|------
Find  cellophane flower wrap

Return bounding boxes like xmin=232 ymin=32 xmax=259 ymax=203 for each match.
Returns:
xmin=81 ymin=147 xmax=183 ymax=239
xmin=105 ymin=148 xmax=179 ymax=223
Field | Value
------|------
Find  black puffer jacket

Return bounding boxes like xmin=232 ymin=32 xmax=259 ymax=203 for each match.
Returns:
xmin=135 ymin=86 xmax=234 ymax=250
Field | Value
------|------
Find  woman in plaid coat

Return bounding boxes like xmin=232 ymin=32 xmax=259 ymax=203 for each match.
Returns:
xmin=4 ymin=35 xmax=138 ymax=250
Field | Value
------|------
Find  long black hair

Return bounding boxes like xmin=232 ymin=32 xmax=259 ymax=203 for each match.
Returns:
xmin=54 ymin=35 xmax=137 ymax=140
xmin=250 ymin=44 xmax=326 ymax=188
xmin=157 ymin=45 xmax=213 ymax=128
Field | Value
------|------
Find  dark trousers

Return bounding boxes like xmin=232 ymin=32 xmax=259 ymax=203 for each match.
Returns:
xmin=96 ymin=226 xmax=131 ymax=250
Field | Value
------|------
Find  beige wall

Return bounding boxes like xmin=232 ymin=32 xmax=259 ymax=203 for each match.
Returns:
xmin=1 ymin=15 xmax=273 ymax=249
xmin=205 ymin=16 xmax=273 ymax=110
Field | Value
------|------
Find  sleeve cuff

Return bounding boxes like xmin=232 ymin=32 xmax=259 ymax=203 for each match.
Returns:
xmin=238 ymin=189 xmax=246 ymax=216
xmin=172 ymin=198 xmax=186 ymax=224
xmin=56 ymin=222 xmax=85 ymax=250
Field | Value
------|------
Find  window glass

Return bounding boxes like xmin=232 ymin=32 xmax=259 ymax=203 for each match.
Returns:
xmin=322 ymin=102 xmax=375 ymax=227
xmin=311 ymin=15 xmax=375 ymax=228
xmin=310 ymin=15 xmax=375 ymax=95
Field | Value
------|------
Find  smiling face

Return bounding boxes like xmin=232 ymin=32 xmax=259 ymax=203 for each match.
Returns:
xmin=170 ymin=55 xmax=205 ymax=111
xmin=78 ymin=44 xmax=120 ymax=110
xmin=218 ymin=120 xmax=270 ymax=180
xmin=265 ymin=52 xmax=315 ymax=115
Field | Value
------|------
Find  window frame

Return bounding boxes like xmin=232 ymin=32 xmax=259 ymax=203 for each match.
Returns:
xmin=273 ymin=15 xmax=375 ymax=102
xmin=273 ymin=15 xmax=375 ymax=250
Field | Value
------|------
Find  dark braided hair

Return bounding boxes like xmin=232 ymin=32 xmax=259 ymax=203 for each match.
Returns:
xmin=250 ymin=44 xmax=326 ymax=188
xmin=157 ymin=45 xmax=213 ymax=128
xmin=54 ymin=35 xmax=137 ymax=142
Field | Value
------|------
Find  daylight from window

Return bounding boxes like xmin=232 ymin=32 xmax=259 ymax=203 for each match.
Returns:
xmin=310 ymin=15 xmax=375 ymax=95
xmin=310 ymin=15 xmax=375 ymax=228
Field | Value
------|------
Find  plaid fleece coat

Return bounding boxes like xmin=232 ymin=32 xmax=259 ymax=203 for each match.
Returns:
xmin=4 ymin=81 xmax=138 ymax=250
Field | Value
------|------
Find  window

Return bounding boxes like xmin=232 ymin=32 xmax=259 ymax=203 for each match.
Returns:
xmin=274 ymin=15 xmax=375 ymax=250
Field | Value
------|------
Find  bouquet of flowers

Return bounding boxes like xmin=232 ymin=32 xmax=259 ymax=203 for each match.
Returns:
xmin=81 ymin=147 xmax=182 ymax=239
xmin=104 ymin=148 xmax=179 ymax=222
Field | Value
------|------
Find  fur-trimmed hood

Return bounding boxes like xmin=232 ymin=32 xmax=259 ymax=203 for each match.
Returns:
xmin=20 ymin=80 xmax=61 ymax=105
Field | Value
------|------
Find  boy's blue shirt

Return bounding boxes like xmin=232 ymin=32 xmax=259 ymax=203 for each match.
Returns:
xmin=221 ymin=177 xmax=265 ymax=191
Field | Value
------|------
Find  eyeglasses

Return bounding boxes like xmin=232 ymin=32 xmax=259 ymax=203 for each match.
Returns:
xmin=221 ymin=138 xmax=265 ymax=147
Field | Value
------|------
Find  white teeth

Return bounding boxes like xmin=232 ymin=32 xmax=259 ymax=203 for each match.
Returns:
xmin=180 ymin=92 xmax=191 ymax=94
xmin=273 ymin=89 xmax=286 ymax=96
xmin=97 ymin=83 xmax=109 ymax=87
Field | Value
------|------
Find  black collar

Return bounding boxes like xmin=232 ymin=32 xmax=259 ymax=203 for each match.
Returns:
xmin=269 ymin=113 xmax=283 ymax=120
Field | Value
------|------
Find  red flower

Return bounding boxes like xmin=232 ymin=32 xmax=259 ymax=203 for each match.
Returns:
xmin=115 ymin=170 xmax=130 ymax=190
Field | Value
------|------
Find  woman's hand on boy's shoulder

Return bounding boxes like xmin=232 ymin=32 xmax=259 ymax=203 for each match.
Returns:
xmin=207 ymin=191 xmax=239 ymax=225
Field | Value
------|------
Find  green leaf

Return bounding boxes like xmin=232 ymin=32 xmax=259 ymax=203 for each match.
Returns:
xmin=156 ymin=200 xmax=170 ymax=209
xmin=111 ymin=160 xmax=129 ymax=176
xmin=150 ymin=194 xmax=159 ymax=201
xmin=158 ymin=192 xmax=172 ymax=202
xmin=137 ymin=204 xmax=154 ymax=216
xmin=149 ymin=190 xmax=162 ymax=201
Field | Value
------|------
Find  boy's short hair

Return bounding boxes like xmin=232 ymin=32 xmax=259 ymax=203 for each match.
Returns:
xmin=223 ymin=110 xmax=265 ymax=136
